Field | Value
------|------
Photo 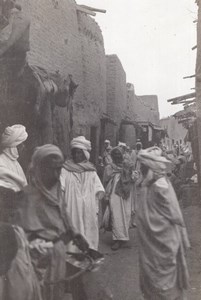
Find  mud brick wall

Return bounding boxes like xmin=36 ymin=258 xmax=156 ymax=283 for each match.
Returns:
xmin=6 ymin=0 xmax=106 ymax=160
xmin=138 ymin=95 xmax=160 ymax=125
xmin=127 ymin=85 xmax=160 ymax=125
xmin=73 ymin=11 xmax=106 ymax=161
xmin=106 ymin=54 xmax=127 ymax=145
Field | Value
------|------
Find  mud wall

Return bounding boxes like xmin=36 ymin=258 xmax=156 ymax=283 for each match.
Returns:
xmin=0 ymin=0 xmax=106 ymax=161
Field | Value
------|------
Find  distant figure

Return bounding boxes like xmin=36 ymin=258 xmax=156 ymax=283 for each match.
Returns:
xmin=0 ymin=124 xmax=28 ymax=191
xmin=130 ymin=139 xmax=142 ymax=166
xmin=103 ymin=139 xmax=112 ymax=166
xmin=103 ymin=147 xmax=135 ymax=250
xmin=61 ymin=136 xmax=105 ymax=251
xmin=137 ymin=147 xmax=190 ymax=300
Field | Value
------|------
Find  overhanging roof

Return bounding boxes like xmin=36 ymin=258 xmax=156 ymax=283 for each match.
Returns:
xmin=137 ymin=121 xmax=164 ymax=131
xmin=121 ymin=119 xmax=139 ymax=128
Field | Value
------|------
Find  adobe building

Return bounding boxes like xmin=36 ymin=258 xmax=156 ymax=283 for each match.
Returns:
xmin=105 ymin=55 xmax=139 ymax=148
xmin=127 ymin=83 xmax=162 ymax=148
xmin=0 ymin=0 xmax=106 ymax=163
xmin=160 ymin=116 xmax=188 ymax=150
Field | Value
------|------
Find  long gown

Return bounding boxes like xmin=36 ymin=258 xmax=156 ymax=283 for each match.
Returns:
xmin=61 ymin=162 xmax=105 ymax=250
xmin=137 ymin=176 xmax=189 ymax=300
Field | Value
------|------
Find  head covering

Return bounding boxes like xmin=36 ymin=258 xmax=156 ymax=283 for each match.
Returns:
xmin=0 ymin=223 xmax=18 ymax=275
xmin=29 ymin=144 xmax=64 ymax=204
xmin=1 ymin=125 xmax=28 ymax=148
xmin=71 ymin=136 xmax=91 ymax=161
xmin=138 ymin=146 xmax=171 ymax=173
xmin=111 ymin=146 xmax=124 ymax=162
xmin=118 ymin=142 xmax=127 ymax=148
xmin=136 ymin=140 xmax=142 ymax=148
xmin=31 ymin=144 xmax=64 ymax=169
xmin=104 ymin=139 xmax=110 ymax=144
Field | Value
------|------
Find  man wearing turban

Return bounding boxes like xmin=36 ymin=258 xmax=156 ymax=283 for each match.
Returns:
xmin=61 ymin=136 xmax=105 ymax=251
xmin=0 ymin=124 xmax=28 ymax=191
xmin=15 ymin=144 xmax=88 ymax=300
xmin=136 ymin=147 xmax=189 ymax=300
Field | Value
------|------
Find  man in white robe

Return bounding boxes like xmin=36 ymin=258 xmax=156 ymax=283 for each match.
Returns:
xmin=60 ymin=136 xmax=105 ymax=251
xmin=137 ymin=147 xmax=189 ymax=300
xmin=0 ymin=124 xmax=28 ymax=191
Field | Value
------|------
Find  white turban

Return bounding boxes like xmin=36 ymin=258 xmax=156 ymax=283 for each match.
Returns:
xmin=138 ymin=146 xmax=171 ymax=172
xmin=118 ymin=142 xmax=126 ymax=147
xmin=70 ymin=136 xmax=91 ymax=161
xmin=1 ymin=125 xmax=28 ymax=148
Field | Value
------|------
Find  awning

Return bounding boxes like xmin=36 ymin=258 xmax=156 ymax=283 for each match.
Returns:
xmin=137 ymin=121 xmax=164 ymax=131
xmin=121 ymin=119 xmax=140 ymax=128
xmin=152 ymin=124 xmax=164 ymax=131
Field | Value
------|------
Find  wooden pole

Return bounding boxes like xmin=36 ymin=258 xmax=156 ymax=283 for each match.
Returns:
xmin=183 ymin=74 xmax=196 ymax=79
xmin=76 ymin=5 xmax=96 ymax=16
xmin=80 ymin=5 xmax=106 ymax=14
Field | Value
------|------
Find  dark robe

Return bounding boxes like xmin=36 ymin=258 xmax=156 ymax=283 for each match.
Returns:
xmin=16 ymin=184 xmax=73 ymax=300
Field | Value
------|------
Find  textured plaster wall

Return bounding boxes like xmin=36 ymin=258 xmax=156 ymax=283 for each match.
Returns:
xmin=3 ymin=0 xmax=106 ymax=159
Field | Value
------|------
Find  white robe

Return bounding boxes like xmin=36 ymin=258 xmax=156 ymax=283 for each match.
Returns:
xmin=60 ymin=169 xmax=105 ymax=250
xmin=0 ymin=153 xmax=27 ymax=191
xmin=108 ymin=172 xmax=132 ymax=241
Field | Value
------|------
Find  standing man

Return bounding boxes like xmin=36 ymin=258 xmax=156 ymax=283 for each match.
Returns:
xmin=0 ymin=124 xmax=28 ymax=191
xmin=61 ymin=136 xmax=105 ymax=251
xmin=16 ymin=144 xmax=88 ymax=300
xmin=137 ymin=147 xmax=189 ymax=300
xmin=102 ymin=139 xmax=112 ymax=166
xmin=103 ymin=147 xmax=135 ymax=250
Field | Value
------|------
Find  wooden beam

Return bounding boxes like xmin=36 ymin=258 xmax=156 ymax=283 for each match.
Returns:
xmin=76 ymin=5 xmax=96 ymax=16
xmin=183 ymin=74 xmax=196 ymax=79
xmin=167 ymin=92 xmax=196 ymax=103
xmin=80 ymin=5 xmax=106 ymax=13
xmin=181 ymin=99 xmax=196 ymax=105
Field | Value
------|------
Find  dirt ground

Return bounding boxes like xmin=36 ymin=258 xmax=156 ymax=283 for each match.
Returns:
xmin=65 ymin=187 xmax=201 ymax=300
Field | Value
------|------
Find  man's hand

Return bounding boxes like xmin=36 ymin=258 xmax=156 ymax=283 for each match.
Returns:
xmin=72 ymin=233 xmax=89 ymax=252
xmin=29 ymin=239 xmax=53 ymax=255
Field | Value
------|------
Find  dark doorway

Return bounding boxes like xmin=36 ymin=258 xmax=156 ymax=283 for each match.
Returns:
xmin=90 ymin=126 xmax=98 ymax=164
xmin=99 ymin=119 xmax=106 ymax=156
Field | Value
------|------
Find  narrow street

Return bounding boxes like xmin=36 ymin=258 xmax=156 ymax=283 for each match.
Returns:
xmin=99 ymin=195 xmax=201 ymax=300
xmin=65 ymin=187 xmax=201 ymax=300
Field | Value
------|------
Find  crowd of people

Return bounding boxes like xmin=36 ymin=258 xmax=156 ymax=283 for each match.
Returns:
xmin=0 ymin=124 xmax=194 ymax=300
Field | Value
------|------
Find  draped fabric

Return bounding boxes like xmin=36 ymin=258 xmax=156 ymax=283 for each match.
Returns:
xmin=1 ymin=124 xmax=28 ymax=148
xmin=16 ymin=185 xmax=71 ymax=300
xmin=28 ymin=144 xmax=64 ymax=205
xmin=137 ymin=177 xmax=189 ymax=300
xmin=60 ymin=163 xmax=104 ymax=250
xmin=63 ymin=159 xmax=96 ymax=173
xmin=0 ymin=226 xmax=42 ymax=300
xmin=0 ymin=124 xmax=28 ymax=190
xmin=0 ymin=153 xmax=27 ymax=191
xmin=103 ymin=163 xmax=133 ymax=241
xmin=15 ymin=145 xmax=74 ymax=300
xmin=70 ymin=136 xmax=91 ymax=161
